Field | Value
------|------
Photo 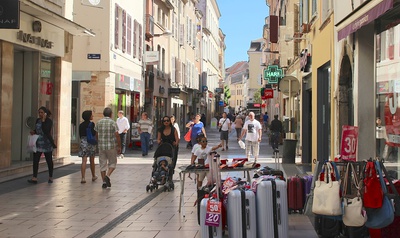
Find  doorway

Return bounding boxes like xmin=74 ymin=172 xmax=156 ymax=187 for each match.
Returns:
xmin=317 ymin=62 xmax=331 ymax=162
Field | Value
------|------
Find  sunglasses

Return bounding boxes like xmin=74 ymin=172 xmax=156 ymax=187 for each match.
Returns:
xmin=163 ymin=120 xmax=170 ymax=122
xmin=200 ymin=140 xmax=208 ymax=143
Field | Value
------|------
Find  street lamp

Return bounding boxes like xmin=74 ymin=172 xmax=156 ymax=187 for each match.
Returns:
xmin=153 ymin=30 xmax=172 ymax=37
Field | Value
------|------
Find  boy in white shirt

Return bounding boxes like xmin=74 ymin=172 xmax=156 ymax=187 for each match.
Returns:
xmin=191 ymin=135 xmax=222 ymax=189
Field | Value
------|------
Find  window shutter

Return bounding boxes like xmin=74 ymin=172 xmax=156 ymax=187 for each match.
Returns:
xmin=139 ymin=23 xmax=142 ymax=61
xmin=133 ymin=20 xmax=137 ymax=58
xmin=122 ymin=10 xmax=126 ymax=53
xmin=115 ymin=4 xmax=119 ymax=49
xmin=127 ymin=14 xmax=132 ymax=55
xmin=179 ymin=24 xmax=184 ymax=46
xmin=171 ymin=56 xmax=176 ymax=83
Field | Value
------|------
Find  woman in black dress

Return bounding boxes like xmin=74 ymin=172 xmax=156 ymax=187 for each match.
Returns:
xmin=157 ymin=116 xmax=179 ymax=174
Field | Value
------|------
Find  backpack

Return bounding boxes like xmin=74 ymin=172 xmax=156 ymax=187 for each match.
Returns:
xmin=86 ymin=122 xmax=97 ymax=145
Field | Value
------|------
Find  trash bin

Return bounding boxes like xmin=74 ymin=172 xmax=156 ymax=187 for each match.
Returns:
xmin=282 ymin=139 xmax=297 ymax=163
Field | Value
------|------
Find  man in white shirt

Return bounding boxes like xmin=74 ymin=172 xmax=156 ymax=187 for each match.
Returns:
xmin=239 ymin=112 xmax=262 ymax=163
xmin=218 ymin=112 xmax=231 ymax=151
xmin=116 ymin=110 xmax=130 ymax=158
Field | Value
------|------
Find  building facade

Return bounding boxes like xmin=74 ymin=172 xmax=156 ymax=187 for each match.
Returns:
xmin=0 ymin=0 xmax=93 ymax=169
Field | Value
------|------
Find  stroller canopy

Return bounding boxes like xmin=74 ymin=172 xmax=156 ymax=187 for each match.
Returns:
xmin=154 ymin=143 xmax=175 ymax=159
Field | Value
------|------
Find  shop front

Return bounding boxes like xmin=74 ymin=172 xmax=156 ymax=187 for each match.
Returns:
xmin=375 ymin=13 xmax=400 ymax=167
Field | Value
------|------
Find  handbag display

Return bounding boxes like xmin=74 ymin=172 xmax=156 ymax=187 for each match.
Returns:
xmin=342 ymin=163 xmax=367 ymax=227
xmin=365 ymin=161 xmax=394 ymax=229
xmin=363 ymin=161 xmax=383 ymax=208
xmin=184 ymin=127 xmax=192 ymax=142
xmin=312 ymin=162 xmax=343 ymax=216
xmin=86 ymin=122 xmax=97 ymax=145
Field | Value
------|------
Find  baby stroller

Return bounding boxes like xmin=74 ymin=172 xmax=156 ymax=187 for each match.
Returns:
xmin=146 ymin=143 xmax=175 ymax=192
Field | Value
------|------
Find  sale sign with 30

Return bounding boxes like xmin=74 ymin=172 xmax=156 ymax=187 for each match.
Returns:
xmin=205 ymin=199 xmax=221 ymax=227
xmin=340 ymin=125 xmax=359 ymax=161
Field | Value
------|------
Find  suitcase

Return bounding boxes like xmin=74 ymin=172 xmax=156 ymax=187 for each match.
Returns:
xmin=256 ymin=179 xmax=289 ymax=238
xmin=227 ymin=189 xmax=257 ymax=238
xmin=315 ymin=215 xmax=342 ymax=238
xmin=200 ymin=152 xmax=224 ymax=238
xmin=303 ymin=175 xmax=313 ymax=196
xmin=287 ymin=176 xmax=305 ymax=213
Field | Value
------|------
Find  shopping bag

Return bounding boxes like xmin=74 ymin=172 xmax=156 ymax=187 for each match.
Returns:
xmin=184 ymin=128 xmax=192 ymax=142
xmin=27 ymin=134 xmax=39 ymax=153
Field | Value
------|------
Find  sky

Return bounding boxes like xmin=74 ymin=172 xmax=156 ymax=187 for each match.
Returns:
xmin=218 ymin=1 xmax=269 ymax=68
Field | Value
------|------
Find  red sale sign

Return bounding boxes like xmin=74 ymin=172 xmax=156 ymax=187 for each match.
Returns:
xmin=340 ymin=125 xmax=359 ymax=161
xmin=205 ymin=199 xmax=221 ymax=227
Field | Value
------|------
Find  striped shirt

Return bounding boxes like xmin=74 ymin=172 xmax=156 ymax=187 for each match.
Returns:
xmin=94 ymin=117 xmax=119 ymax=150
xmin=139 ymin=119 xmax=153 ymax=133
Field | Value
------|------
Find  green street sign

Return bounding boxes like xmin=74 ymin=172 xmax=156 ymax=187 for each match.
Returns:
xmin=264 ymin=65 xmax=283 ymax=84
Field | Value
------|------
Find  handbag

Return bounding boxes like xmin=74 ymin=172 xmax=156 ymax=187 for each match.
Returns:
xmin=312 ymin=162 xmax=343 ymax=216
xmin=184 ymin=127 xmax=192 ymax=142
xmin=363 ymin=161 xmax=383 ymax=208
xmin=219 ymin=118 xmax=227 ymax=132
xmin=342 ymin=163 xmax=367 ymax=227
xmin=86 ymin=122 xmax=97 ymax=145
xmin=27 ymin=134 xmax=39 ymax=153
xmin=365 ymin=160 xmax=394 ymax=229
xmin=381 ymin=161 xmax=400 ymax=216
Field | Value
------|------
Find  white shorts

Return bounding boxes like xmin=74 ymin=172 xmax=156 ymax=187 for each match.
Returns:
xmin=245 ymin=140 xmax=260 ymax=158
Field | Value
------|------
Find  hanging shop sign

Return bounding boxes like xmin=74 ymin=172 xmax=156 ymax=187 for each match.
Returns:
xmin=0 ymin=0 xmax=20 ymax=29
xmin=264 ymin=65 xmax=283 ymax=84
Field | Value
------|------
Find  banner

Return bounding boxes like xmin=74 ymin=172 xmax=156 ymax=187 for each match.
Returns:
xmin=0 ymin=0 xmax=20 ymax=29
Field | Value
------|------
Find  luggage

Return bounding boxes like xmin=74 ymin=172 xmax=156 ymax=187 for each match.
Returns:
xmin=287 ymin=176 xmax=305 ymax=213
xmin=315 ymin=215 xmax=342 ymax=238
xmin=303 ymin=175 xmax=313 ymax=196
xmin=227 ymin=189 xmax=257 ymax=238
xmin=200 ymin=195 xmax=223 ymax=238
xmin=256 ymin=179 xmax=289 ymax=238
xmin=199 ymin=152 xmax=224 ymax=238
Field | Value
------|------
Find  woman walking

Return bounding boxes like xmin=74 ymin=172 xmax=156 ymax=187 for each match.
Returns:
xmin=186 ymin=113 xmax=207 ymax=147
xmin=157 ymin=116 xmax=179 ymax=175
xmin=28 ymin=106 xmax=56 ymax=184
xmin=78 ymin=110 xmax=98 ymax=183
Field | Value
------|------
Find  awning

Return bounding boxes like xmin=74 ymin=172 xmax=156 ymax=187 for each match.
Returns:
xmin=337 ymin=0 xmax=393 ymax=41
xmin=20 ymin=0 xmax=95 ymax=37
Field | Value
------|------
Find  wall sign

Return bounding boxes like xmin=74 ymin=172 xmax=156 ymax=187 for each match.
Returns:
xmin=16 ymin=31 xmax=53 ymax=49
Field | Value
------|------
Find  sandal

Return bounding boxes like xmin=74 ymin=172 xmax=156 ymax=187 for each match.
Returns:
xmin=81 ymin=178 xmax=86 ymax=183
xmin=92 ymin=175 xmax=98 ymax=181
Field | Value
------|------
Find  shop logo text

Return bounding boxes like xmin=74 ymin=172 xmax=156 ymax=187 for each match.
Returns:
xmin=16 ymin=31 xmax=53 ymax=49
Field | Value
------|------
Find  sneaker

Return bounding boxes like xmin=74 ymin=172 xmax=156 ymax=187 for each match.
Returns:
xmin=120 ymin=154 xmax=124 ymax=159
xmin=92 ymin=175 xmax=98 ymax=181
xmin=27 ymin=179 xmax=38 ymax=184
xmin=226 ymin=146 xmax=228 ymax=150
xmin=102 ymin=183 xmax=107 ymax=189
xmin=105 ymin=176 xmax=111 ymax=187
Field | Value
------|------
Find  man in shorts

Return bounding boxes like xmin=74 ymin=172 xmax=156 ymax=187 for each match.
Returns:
xmin=95 ymin=107 xmax=122 ymax=189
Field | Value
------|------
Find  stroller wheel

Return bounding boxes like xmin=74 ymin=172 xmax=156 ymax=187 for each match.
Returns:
xmin=146 ymin=185 xmax=150 ymax=192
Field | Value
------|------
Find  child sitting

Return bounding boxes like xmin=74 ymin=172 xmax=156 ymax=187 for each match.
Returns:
xmin=153 ymin=158 xmax=169 ymax=185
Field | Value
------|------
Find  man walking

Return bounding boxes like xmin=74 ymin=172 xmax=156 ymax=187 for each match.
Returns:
xmin=239 ymin=112 xmax=262 ymax=163
xmin=138 ymin=112 xmax=153 ymax=156
xmin=218 ymin=112 xmax=231 ymax=151
xmin=95 ymin=107 xmax=122 ymax=189
xmin=116 ymin=110 xmax=130 ymax=159
xmin=270 ymin=114 xmax=283 ymax=152
xmin=263 ymin=112 xmax=269 ymax=132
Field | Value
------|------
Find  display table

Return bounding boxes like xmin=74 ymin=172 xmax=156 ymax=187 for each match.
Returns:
xmin=178 ymin=165 xmax=258 ymax=216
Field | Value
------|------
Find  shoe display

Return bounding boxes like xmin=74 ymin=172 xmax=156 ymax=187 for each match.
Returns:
xmin=105 ymin=176 xmax=111 ymax=187
xmin=81 ymin=178 xmax=86 ymax=184
xmin=27 ymin=179 xmax=38 ymax=184
xmin=102 ymin=183 xmax=107 ymax=188
xmin=92 ymin=175 xmax=98 ymax=181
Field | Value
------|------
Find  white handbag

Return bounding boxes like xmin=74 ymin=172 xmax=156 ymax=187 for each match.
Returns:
xmin=342 ymin=163 xmax=367 ymax=227
xmin=312 ymin=162 xmax=343 ymax=216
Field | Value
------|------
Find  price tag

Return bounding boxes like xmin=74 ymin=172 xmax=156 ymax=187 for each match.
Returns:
xmin=205 ymin=200 xmax=221 ymax=227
